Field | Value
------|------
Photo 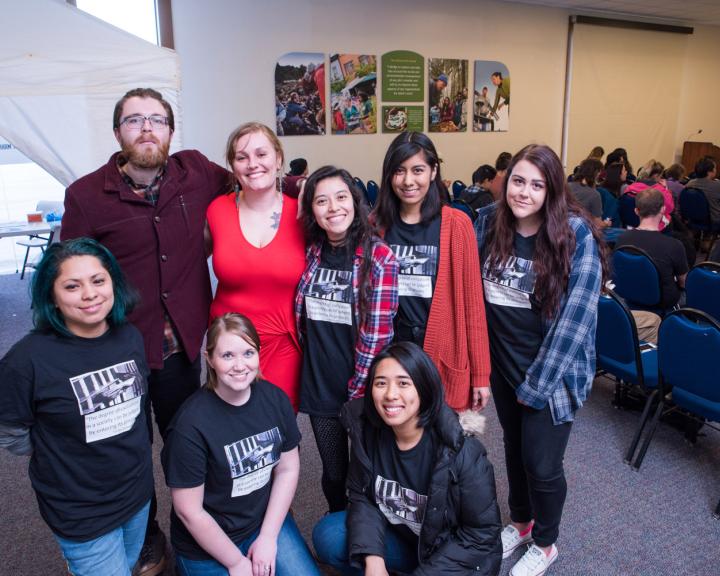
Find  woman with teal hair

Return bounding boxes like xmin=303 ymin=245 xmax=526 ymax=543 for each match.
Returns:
xmin=0 ymin=237 xmax=153 ymax=576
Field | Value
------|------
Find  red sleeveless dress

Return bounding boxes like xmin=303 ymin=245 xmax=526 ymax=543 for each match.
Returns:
xmin=207 ymin=194 xmax=306 ymax=410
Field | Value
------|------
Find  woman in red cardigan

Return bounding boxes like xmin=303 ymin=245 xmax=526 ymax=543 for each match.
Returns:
xmin=373 ymin=131 xmax=491 ymax=411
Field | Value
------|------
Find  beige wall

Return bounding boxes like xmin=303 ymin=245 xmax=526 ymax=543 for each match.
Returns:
xmin=172 ymin=0 xmax=720 ymax=182
xmin=172 ymin=0 xmax=568 ymax=183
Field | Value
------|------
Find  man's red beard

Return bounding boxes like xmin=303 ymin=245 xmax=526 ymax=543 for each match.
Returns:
xmin=121 ymin=136 xmax=170 ymax=169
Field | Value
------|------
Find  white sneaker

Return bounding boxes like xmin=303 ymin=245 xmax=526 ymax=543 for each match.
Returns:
xmin=500 ymin=523 xmax=534 ymax=559
xmin=509 ymin=544 xmax=558 ymax=576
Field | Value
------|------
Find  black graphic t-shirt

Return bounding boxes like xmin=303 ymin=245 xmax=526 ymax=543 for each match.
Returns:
xmin=367 ymin=427 xmax=434 ymax=542
xmin=300 ymin=245 xmax=356 ymax=416
xmin=482 ymin=232 xmax=544 ymax=387
xmin=0 ymin=324 xmax=153 ymax=540
xmin=162 ymin=380 xmax=301 ymax=560
xmin=385 ymin=215 xmax=440 ymax=346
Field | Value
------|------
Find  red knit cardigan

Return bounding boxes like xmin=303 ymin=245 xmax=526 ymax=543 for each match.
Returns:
xmin=380 ymin=206 xmax=491 ymax=410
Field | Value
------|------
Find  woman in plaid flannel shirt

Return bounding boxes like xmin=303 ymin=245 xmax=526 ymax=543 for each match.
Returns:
xmin=295 ymin=165 xmax=399 ymax=513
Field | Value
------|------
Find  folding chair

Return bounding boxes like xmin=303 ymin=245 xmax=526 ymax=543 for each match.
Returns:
xmin=366 ymin=180 xmax=379 ymax=207
xmin=618 ymin=194 xmax=640 ymax=228
xmin=611 ymin=245 xmax=665 ymax=315
xmin=17 ymin=200 xmax=64 ymax=279
xmin=680 ymin=187 xmax=720 ymax=257
xmin=631 ymin=309 xmax=720 ymax=499
xmin=595 ymin=290 xmax=659 ymax=463
xmin=452 ymin=180 xmax=466 ymax=200
xmin=685 ymin=261 xmax=720 ymax=322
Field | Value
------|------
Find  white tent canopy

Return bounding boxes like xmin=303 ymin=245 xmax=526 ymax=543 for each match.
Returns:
xmin=0 ymin=0 xmax=182 ymax=187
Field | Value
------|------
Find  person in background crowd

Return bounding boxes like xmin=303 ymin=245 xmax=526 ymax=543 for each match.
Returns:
xmin=282 ymin=158 xmax=309 ymax=199
xmin=686 ymin=156 xmax=720 ymax=225
xmin=206 ymin=122 xmax=306 ymax=412
xmin=62 ymin=87 xmax=230 ymax=575
xmin=492 ymin=151 xmax=513 ymax=199
xmin=475 ymin=144 xmax=608 ymax=576
xmin=296 ymin=165 xmax=398 ymax=513
xmin=162 ymin=313 xmax=320 ymax=576
xmin=0 ymin=238 xmax=152 ymax=576
xmin=568 ymin=158 xmax=605 ymax=225
xmin=490 ymin=72 xmax=510 ymax=116
xmin=607 ymin=148 xmax=635 ymax=182
xmin=662 ymin=163 xmax=686 ymax=203
xmin=313 ymin=342 xmax=502 ymax=576
xmin=460 ymin=164 xmax=497 ymax=212
xmin=373 ymin=131 xmax=492 ymax=413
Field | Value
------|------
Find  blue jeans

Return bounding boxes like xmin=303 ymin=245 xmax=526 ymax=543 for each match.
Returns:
xmin=54 ymin=500 xmax=150 ymax=576
xmin=175 ymin=514 xmax=320 ymax=576
xmin=312 ymin=511 xmax=418 ymax=576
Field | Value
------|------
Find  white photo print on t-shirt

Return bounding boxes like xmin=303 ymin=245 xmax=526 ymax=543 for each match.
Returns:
xmin=482 ymin=255 xmax=537 ymax=309
xmin=391 ymin=244 xmax=438 ymax=299
xmin=374 ymin=475 xmax=428 ymax=536
xmin=225 ymin=427 xmax=282 ymax=497
xmin=305 ymin=267 xmax=353 ymax=325
xmin=69 ymin=360 xmax=144 ymax=444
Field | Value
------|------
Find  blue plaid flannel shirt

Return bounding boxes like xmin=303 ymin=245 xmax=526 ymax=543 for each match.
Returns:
xmin=475 ymin=205 xmax=602 ymax=423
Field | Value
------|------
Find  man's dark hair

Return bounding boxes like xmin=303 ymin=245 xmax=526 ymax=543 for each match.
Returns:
xmin=289 ymin=158 xmax=308 ymax=176
xmin=635 ymin=188 xmax=665 ymax=219
xmin=113 ymin=88 xmax=175 ymax=131
xmin=472 ymin=164 xmax=497 ymax=185
xmin=694 ymin=157 xmax=717 ymax=179
xmin=495 ymin=151 xmax=512 ymax=172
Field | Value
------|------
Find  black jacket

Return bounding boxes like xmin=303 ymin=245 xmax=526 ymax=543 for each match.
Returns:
xmin=341 ymin=399 xmax=502 ymax=575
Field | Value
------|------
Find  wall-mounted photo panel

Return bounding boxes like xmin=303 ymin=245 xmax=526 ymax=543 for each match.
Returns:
xmin=275 ymin=52 xmax=326 ymax=136
xmin=381 ymin=51 xmax=424 ymax=102
xmin=381 ymin=106 xmax=424 ymax=134
xmin=428 ymin=58 xmax=468 ymax=133
xmin=473 ymin=61 xmax=510 ymax=132
xmin=329 ymin=53 xmax=377 ymax=135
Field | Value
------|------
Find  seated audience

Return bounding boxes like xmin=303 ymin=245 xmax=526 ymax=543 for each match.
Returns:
xmin=283 ymin=157 xmax=309 ymax=199
xmin=663 ymin=163 xmax=686 ymax=202
xmin=686 ymin=157 xmax=720 ymax=225
xmin=569 ymin=158 xmax=604 ymax=221
xmin=569 ymin=145 xmax=604 ymax=181
xmin=615 ymin=188 xmax=688 ymax=312
xmin=597 ymin=162 xmax=627 ymax=227
xmin=622 ymin=160 xmax=674 ymax=230
xmin=607 ymin=148 xmax=636 ymax=182
xmin=313 ymin=342 xmax=502 ymax=576
xmin=492 ymin=151 xmax=512 ymax=199
xmin=460 ymin=164 xmax=497 ymax=211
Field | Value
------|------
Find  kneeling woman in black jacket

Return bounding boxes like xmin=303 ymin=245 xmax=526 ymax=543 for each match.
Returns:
xmin=313 ymin=342 xmax=501 ymax=575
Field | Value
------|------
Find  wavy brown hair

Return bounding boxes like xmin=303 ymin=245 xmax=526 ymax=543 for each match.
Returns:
xmin=301 ymin=165 xmax=378 ymax=321
xmin=485 ymin=144 xmax=609 ymax=319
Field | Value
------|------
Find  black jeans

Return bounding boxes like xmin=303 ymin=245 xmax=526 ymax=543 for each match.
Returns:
xmin=491 ymin=372 xmax=572 ymax=547
xmin=145 ymin=352 xmax=202 ymax=537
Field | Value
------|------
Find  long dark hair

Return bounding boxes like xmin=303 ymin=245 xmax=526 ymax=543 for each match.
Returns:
xmin=485 ymin=144 xmax=609 ymax=319
xmin=373 ymin=132 xmax=449 ymax=230
xmin=301 ymin=165 xmax=377 ymax=321
xmin=602 ymin=162 xmax=626 ymax=198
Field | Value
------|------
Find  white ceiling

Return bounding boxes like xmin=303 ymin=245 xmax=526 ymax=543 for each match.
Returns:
xmin=501 ymin=0 xmax=720 ymax=26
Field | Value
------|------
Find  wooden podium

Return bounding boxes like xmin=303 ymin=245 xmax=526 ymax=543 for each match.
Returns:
xmin=682 ymin=141 xmax=720 ymax=173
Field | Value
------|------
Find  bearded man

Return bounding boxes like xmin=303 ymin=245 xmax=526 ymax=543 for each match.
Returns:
xmin=62 ymin=88 xmax=229 ymax=576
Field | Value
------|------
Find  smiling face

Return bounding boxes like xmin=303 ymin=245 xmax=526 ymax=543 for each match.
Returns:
xmin=115 ymin=96 xmax=172 ymax=169
xmin=391 ymin=151 xmax=437 ymax=221
xmin=53 ymin=255 xmax=114 ymax=338
xmin=506 ymin=159 xmax=547 ymax=235
xmin=371 ymin=357 xmax=421 ymax=434
xmin=311 ymin=176 xmax=355 ymax=245
xmin=232 ymin=130 xmax=282 ymax=194
xmin=206 ymin=331 xmax=260 ymax=406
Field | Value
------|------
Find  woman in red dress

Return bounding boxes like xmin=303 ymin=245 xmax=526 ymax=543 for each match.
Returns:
xmin=206 ymin=122 xmax=306 ymax=410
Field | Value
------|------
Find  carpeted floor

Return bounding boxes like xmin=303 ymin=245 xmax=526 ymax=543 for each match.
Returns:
xmin=1 ymin=271 xmax=719 ymax=576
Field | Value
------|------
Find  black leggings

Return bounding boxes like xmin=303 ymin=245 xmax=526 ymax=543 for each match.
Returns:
xmin=491 ymin=372 xmax=573 ymax=547
xmin=309 ymin=415 xmax=349 ymax=513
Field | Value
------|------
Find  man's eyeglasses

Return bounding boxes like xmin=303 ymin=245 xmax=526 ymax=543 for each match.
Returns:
xmin=120 ymin=114 xmax=170 ymax=131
